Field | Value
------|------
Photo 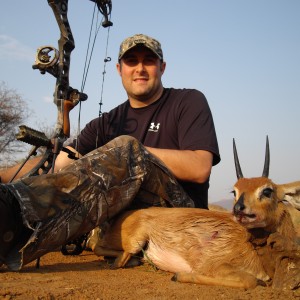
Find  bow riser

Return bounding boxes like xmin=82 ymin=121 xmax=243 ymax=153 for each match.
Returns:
xmin=48 ymin=0 xmax=74 ymax=138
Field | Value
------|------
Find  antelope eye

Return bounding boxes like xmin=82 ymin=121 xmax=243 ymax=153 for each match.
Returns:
xmin=231 ymin=190 xmax=236 ymax=197
xmin=262 ymin=188 xmax=273 ymax=198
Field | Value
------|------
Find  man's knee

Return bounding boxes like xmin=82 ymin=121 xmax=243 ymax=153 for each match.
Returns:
xmin=113 ymin=135 xmax=138 ymax=144
xmin=106 ymin=135 xmax=144 ymax=153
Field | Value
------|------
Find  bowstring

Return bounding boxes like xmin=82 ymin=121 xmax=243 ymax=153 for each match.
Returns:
xmin=95 ymin=25 xmax=111 ymax=149
xmin=99 ymin=26 xmax=111 ymax=119
xmin=75 ymin=2 xmax=112 ymax=153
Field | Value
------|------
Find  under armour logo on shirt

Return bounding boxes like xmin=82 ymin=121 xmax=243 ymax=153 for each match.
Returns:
xmin=149 ymin=122 xmax=160 ymax=132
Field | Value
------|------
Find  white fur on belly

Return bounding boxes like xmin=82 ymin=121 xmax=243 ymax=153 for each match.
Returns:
xmin=144 ymin=241 xmax=192 ymax=273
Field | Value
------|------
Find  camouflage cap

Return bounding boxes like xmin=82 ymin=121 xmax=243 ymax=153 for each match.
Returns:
xmin=118 ymin=34 xmax=163 ymax=61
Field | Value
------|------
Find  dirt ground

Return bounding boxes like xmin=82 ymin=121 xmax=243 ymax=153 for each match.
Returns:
xmin=0 ymin=250 xmax=299 ymax=300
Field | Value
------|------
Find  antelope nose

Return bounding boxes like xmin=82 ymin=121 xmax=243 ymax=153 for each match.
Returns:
xmin=234 ymin=202 xmax=245 ymax=214
xmin=233 ymin=193 xmax=245 ymax=214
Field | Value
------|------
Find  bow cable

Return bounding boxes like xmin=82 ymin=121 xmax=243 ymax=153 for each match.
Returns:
xmin=95 ymin=25 xmax=111 ymax=149
xmin=99 ymin=26 xmax=112 ymax=118
xmin=75 ymin=1 xmax=112 ymax=153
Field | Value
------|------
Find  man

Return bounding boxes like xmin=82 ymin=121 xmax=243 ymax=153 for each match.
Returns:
xmin=56 ymin=33 xmax=220 ymax=208
xmin=0 ymin=34 xmax=220 ymax=270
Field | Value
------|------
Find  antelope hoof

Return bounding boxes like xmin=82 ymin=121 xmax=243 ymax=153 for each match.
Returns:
xmin=125 ymin=257 xmax=142 ymax=268
xmin=171 ymin=273 xmax=178 ymax=282
xmin=257 ymin=279 xmax=267 ymax=287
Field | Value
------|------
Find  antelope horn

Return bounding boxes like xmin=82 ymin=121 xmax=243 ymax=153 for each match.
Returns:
xmin=262 ymin=135 xmax=270 ymax=178
xmin=233 ymin=138 xmax=243 ymax=179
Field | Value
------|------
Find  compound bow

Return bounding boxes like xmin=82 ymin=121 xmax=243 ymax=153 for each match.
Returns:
xmin=13 ymin=0 xmax=112 ymax=179
xmin=12 ymin=0 xmax=113 ymax=256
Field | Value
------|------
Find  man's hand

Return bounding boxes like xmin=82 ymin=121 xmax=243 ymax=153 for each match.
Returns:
xmin=63 ymin=96 xmax=80 ymax=137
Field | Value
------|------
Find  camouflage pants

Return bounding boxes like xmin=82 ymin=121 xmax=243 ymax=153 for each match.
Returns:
xmin=5 ymin=136 xmax=193 ymax=270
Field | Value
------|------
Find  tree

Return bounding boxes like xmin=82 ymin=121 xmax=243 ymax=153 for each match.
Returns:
xmin=0 ymin=81 xmax=31 ymax=167
xmin=0 ymin=81 xmax=78 ymax=170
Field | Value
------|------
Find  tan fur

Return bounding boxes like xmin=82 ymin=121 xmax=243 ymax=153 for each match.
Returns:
xmin=208 ymin=203 xmax=229 ymax=212
xmin=92 ymin=178 xmax=300 ymax=289
xmin=278 ymin=181 xmax=300 ymax=209
xmin=286 ymin=204 xmax=300 ymax=239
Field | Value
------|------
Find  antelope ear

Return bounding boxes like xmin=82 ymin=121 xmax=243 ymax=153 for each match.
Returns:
xmin=277 ymin=181 xmax=300 ymax=210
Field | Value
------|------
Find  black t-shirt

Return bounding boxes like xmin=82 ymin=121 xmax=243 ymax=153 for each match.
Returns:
xmin=69 ymin=88 xmax=220 ymax=208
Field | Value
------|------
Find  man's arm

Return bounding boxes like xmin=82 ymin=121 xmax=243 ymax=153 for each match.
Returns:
xmin=145 ymin=147 xmax=213 ymax=184
xmin=52 ymin=146 xmax=82 ymax=172
xmin=0 ymin=146 xmax=80 ymax=183
xmin=0 ymin=157 xmax=41 ymax=183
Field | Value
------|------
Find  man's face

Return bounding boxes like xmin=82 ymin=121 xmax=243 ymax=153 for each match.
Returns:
xmin=116 ymin=46 xmax=166 ymax=107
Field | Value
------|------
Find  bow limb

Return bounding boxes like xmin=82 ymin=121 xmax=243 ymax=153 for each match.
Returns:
xmin=48 ymin=0 xmax=74 ymax=140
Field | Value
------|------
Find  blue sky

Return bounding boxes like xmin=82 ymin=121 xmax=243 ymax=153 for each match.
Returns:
xmin=1 ymin=0 xmax=299 ymax=203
